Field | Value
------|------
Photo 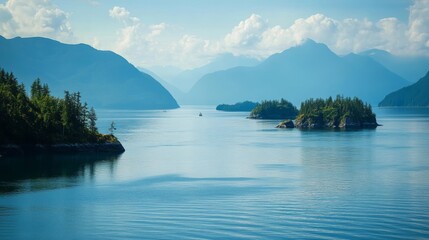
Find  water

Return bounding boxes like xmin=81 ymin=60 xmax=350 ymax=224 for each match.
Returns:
xmin=1 ymin=106 xmax=429 ymax=239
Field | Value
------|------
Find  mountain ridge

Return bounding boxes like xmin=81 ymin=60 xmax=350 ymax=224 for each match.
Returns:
xmin=164 ymin=53 xmax=259 ymax=92
xmin=379 ymin=71 xmax=429 ymax=107
xmin=0 ymin=36 xmax=179 ymax=109
xmin=359 ymin=48 xmax=429 ymax=82
xmin=184 ymin=39 xmax=409 ymax=106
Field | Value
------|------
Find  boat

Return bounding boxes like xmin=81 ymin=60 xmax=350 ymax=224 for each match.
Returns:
xmin=199 ymin=112 xmax=202 ymax=117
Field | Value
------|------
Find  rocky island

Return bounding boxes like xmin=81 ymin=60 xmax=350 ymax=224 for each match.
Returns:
xmin=290 ymin=96 xmax=379 ymax=129
xmin=0 ymin=70 xmax=125 ymax=156
xmin=216 ymin=101 xmax=258 ymax=112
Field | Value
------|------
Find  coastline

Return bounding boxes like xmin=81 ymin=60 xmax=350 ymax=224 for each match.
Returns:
xmin=0 ymin=142 xmax=125 ymax=157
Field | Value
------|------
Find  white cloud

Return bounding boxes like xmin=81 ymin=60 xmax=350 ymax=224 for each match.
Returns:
xmin=107 ymin=1 xmax=429 ymax=69
xmin=109 ymin=6 xmax=129 ymax=21
xmin=0 ymin=0 xmax=73 ymax=42
xmin=107 ymin=6 xmax=218 ymax=69
xmin=147 ymin=23 xmax=166 ymax=40
xmin=407 ymin=0 xmax=429 ymax=53
xmin=221 ymin=1 xmax=429 ymax=60
xmin=224 ymin=14 xmax=266 ymax=48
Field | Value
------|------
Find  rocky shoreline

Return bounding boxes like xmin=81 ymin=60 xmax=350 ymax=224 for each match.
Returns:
xmin=0 ymin=142 xmax=125 ymax=157
xmin=276 ymin=118 xmax=380 ymax=129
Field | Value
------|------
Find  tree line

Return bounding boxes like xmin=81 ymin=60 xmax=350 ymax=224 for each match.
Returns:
xmin=296 ymin=95 xmax=377 ymax=128
xmin=250 ymin=98 xmax=298 ymax=119
xmin=0 ymin=69 xmax=116 ymax=144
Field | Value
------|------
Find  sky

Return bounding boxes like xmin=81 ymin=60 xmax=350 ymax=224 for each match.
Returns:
xmin=0 ymin=0 xmax=428 ymax=69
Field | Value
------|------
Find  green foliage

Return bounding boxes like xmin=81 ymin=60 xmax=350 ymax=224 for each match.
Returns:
xmin=0 ymin=69 xmax=116 ymax=144
xmin=249 ymin=99 xmax=298 ymax=119
xmin=296 ymin=95 xmax=377 ymax=129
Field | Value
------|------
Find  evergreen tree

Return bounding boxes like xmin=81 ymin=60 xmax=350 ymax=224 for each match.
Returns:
xmin=88 ymin=107 xmax=97 ymax=133
xmin=0 ymin=69 xmax=118 ymax=144
xmin=108 ymin=121 xmax=116 ymax=135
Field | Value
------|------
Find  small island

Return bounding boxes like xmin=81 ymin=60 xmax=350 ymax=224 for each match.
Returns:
xmin=249 ymin=99 xmax=298 ymax=119
xmin=0 ymin=69 xmax=125 ymax=156
xmin=294 ymin=96 xmax=379 ymax=129
xmin=216 ymin=101 xmax=258 ymax=112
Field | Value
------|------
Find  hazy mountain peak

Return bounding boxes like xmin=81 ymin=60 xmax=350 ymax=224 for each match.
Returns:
xmin=163 ymin=52 xmax=259 ymax=92
xmin=185 ymin=38 xmax=408 ymax=106
xmin=359 ymin=48 xmax=429 ymax=82
xmin=263 ymin=39 xmax=337 ymax=67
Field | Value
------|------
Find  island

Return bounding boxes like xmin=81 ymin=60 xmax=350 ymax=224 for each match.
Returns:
xmin=216 ymin=101 xmax=258 ymax=112
xmin=294 ymin=96 xmax=379 ymax=129
xmin=249 ymin=99 xmax=298 ymax=119
xmin=0 ymin=69 xmax=125 ymax=156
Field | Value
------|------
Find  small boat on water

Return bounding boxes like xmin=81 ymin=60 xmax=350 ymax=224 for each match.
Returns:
xmin=199 ymin=112 xmax=203 ymax=117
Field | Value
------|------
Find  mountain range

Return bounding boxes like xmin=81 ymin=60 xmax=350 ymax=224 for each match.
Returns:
xmin=183 ymin=39 xmax=409 ymax=106
xmin=359 ymin=49 xmax=429 ymax=83
xmin=162 ymin=53 xmax=259 ymax=92
xmin=379 ymin=71 xmax=429 ymax=107
xmin=0 ymin=36 xmax=178 ymax=110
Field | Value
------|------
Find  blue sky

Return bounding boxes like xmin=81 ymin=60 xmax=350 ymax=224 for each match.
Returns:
xmin=1 ymin=0 xmax=427 ymax=69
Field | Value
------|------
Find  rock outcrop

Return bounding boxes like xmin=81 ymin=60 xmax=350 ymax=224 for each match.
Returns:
xmin=276 ymin=120 xmax=295 ymax=128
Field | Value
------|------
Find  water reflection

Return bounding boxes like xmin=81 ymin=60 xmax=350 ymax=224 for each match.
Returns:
xmin=299 ymin=130 xmax=377 ymax=196
xmin=0 ymin=153 xmax=122 ymax=194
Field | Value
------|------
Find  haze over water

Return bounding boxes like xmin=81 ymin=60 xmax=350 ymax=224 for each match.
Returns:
xmin=1 ymin=107 xmax=429 ymax=239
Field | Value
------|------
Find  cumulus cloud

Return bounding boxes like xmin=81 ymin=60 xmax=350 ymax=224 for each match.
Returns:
xmin=0 ymin=0 xmax=73 ymax=42
xmin=108 ymin=6 xmax=142 ymax=54
xmin=107 ymin=0 xmax=429 ymax=69
xmin=109 ymin=6 xmax=130 ymax=21
xmin=222 ymin=1 xmax=429 ymax=59
xmin=224 ymin=14 xmax=266 ymax=49
xmin=407 ymin=0 xmax=429 ymax=52
xmin=107 ymin=6 xmax=220 ymax=69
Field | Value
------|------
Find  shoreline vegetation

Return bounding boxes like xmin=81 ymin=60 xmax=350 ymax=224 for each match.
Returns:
xmin=225 ymin=96 xmax=379 ymax=130
xmin=294 ymin=96 xmax=379 ymax=129
xmin=0 ymin=69 xmax=125 ymax=156
xmin=249 ymin=99 xmax=298 ymax=119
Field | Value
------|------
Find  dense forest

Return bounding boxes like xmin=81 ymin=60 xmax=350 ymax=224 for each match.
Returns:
xmin=216 ymin=101 xmax=258 ymax=112
xmin=0 ymin=69 xmax=117 ymax=144
xmin=295 ymin=96 xmax=378 ymax=129
xmin=249 ymin=99 xmax=298 ymax=119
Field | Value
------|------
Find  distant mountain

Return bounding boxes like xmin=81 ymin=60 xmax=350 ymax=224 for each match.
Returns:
xmin=359 ymin=49 xmax=429 ymax=82
xmin=185 ymin=39 xmax=409 ymax=106
xmin=146 ymin=65 xmax=183 ymax=83
xmin=138 ymin=67 xmax=185 ymax=103
xmin=379 ymin=71 xmax=429 ymax=107
xmin=166 ymin=53 xmax=259 ymax=92
xmin=0 ymin=36 xmax=178 ymax=109
xmin=216 ymin=101 xmax=258 ymax=112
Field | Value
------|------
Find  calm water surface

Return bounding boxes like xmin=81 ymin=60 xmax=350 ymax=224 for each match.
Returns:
xmin=1 ymin=106 xmax=429 ymax=239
